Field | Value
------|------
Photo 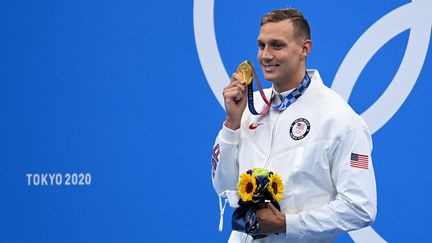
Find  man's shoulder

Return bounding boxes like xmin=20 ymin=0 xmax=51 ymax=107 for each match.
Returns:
xmin=306 ymin=77 xmax=368 ymax=131
xmin=324 ymin=92 xmax=368 ymax=132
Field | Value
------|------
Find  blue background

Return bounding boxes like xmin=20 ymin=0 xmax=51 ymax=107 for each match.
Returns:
xmin=1 ymin=0 xmax=431 ymax=242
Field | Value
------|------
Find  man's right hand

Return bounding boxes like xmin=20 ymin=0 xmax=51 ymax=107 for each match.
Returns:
xmin=223 ymin=73 xmax=248 ymax=130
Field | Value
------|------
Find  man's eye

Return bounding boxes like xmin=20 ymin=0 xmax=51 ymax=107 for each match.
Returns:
xmin=258 ymin=43 xmax=265 ymax=49
xmin=273 ymin=43 xmax=283 ymax=49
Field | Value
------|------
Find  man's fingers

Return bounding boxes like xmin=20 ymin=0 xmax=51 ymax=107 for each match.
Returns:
xmin=224 ymin=90 xmax=244 ymax=102
xmin=231 ymin=83 xmax=246 ymax=93
xmin=224 ymin=85 xmax=245 ymax=95
xmin=231 ymin=73 xmax=246 ymax=85
xmin=256 ymin=203 xmax=278 ymax=219
xmin=223 ymin=83 xmax=246 ymax=98
xmin=266 ymin=202 xmax=279 ymax=213
xmin=226 ymin=79 xmax=246 ymax=91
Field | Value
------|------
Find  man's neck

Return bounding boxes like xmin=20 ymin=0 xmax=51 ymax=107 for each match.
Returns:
xmin=273 ymin=68 xmax=306 ymax=93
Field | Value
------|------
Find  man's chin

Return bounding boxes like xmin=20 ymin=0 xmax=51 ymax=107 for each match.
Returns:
xmin=263 ymin=74 xmax=277 ymax=83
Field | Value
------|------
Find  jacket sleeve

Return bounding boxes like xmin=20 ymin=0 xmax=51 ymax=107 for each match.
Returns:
xmin=284 ymin=125 xmax=377 ymax=239
xmin=211 ymin=124 xmax=241 ymax=195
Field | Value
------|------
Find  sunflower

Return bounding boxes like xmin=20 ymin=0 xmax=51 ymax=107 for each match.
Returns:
xmin=268 ymin=173 xmax=284 ymax=202
xmin=238 ymin=173 xmax=257 ymax=202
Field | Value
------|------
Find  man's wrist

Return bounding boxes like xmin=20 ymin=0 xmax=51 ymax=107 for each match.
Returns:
xmin=224 ymin=119 xmax=241 ymax=130
xmin=278 ymin=213 xmax=287 ymax=233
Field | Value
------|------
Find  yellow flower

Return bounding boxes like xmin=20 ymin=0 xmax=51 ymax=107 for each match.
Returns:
xmin=268 ymin=174 xmax=284 ymax=202
xmin=238 ymin=173 xmax=257 ymax=202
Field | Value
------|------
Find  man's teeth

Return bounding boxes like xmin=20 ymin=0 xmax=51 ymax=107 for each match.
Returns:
xmin=264 ymin=64 xmax=278 ymax=71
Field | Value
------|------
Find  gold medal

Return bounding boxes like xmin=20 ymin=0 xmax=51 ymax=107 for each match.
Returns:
xmin=236 ymin=61 xmax=253 ymax=85
xmin=236 ymin=60 xmax=272 ymax=115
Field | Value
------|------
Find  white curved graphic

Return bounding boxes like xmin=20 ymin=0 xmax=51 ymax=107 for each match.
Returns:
xmin=194 ymin=0 xmax=431 ymax=242
xmin=332 ymin=0 xmax=432 ymax=134
xmin=193 ymin=0 xmax=229 ymax=108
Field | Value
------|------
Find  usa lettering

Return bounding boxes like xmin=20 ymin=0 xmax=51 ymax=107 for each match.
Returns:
xmin=211 ymin=144 xmax=220 ymax=177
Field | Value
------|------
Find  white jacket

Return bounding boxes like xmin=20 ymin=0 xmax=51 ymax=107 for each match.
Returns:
xmin=211 ymin=70 xmax=377 ymax=243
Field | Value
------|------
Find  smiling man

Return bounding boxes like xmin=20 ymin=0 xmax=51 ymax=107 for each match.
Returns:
xmin=211 ymin=8 xmax=377 ymax=242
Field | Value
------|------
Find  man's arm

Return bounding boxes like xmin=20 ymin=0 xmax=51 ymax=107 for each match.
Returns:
xmin=256 ymin=125 xmax=377 ymax=238
xmin=211 ymin=125 xmax=240 ymax=194
xmin=211 ymin=73 xmax=247 ymax=194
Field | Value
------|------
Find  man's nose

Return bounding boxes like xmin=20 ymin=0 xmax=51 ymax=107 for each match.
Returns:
xmin=261 ymin=47 xmax=273 ymax=60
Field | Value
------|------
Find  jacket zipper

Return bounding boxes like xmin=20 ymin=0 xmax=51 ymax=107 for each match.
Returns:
xmin=264 ymin=111 xmax=281 ymax=169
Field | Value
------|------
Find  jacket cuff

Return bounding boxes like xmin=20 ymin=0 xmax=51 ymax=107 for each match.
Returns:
xmin=285 ymin=213 xmax=303 ymax=238
xmin=219 ymin=124 xmax=240 ymax=144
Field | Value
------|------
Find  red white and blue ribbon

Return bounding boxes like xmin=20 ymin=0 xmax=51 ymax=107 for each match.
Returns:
xmin=247 ymin=67 xmax=311 ymax=115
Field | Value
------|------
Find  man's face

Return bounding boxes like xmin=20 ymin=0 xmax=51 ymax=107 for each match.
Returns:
xmin=257 ymin=20 xmax=306 ymax=85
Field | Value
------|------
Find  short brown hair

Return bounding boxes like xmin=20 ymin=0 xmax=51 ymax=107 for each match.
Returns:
xmin=261 ymin=8 xmax=311 ymax=41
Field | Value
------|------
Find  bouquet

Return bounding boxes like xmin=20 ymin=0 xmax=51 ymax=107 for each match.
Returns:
xmin=232 ymin=168 xmax=284 ymax=239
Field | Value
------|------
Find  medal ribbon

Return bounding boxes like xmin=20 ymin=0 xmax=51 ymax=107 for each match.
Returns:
xmin=246 ymin=66 xmax=311 ymax=115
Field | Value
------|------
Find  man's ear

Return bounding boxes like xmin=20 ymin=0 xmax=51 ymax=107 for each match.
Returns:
xmin=301 ymin=39 xmax=312 ymax=57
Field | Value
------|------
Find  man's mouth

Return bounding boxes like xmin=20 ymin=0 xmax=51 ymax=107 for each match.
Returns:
xmin=263 ymin=64 xmax=280 ymax=71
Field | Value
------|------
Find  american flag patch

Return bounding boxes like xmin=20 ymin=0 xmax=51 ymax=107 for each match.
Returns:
xmin=350 ymin=153 xmax=369 ymax=169
xmin=296 ymin=122 xmax=305 ymax=130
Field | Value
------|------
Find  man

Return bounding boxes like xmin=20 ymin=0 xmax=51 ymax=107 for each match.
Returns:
xmin=211 ymin=8 xmax=377 ymax=242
